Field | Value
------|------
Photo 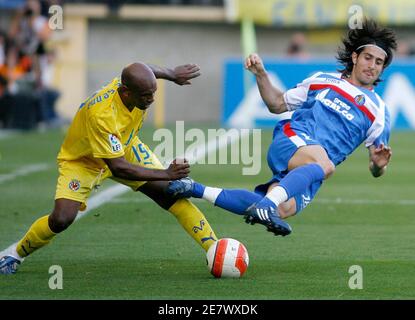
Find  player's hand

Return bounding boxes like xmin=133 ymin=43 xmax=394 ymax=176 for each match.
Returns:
xmin=245 ymin=53 xmax=266 ymax=76
xmin=371 ymin=144 xmax=392 ymax=169
xmin=172 ymin=64 xmax=201 ymax=85
xmin=165 ymin=158 xmax=190 ymax=180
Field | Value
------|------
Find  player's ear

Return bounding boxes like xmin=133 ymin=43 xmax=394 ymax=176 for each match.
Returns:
xmin=351 ymin=52 xmax=358 ymax=65
xmin=119 ymin=84 xmax=130 ymax=97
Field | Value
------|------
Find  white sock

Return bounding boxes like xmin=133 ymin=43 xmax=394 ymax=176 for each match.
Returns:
xmin=203 ymin=187 xmax=223 ymax=204
xmin=1 ymin=242 xmax=24 ymax=261
xmin=266 ymin=186 xmax=288 ymax=207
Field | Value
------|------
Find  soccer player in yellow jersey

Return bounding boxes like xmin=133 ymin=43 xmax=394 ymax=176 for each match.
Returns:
xmin=0 ymin=62 xmax=218 ymax=274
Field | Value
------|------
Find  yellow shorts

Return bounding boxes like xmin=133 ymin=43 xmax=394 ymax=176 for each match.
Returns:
xmin=55 ymin=136 xmax=164 ymax=211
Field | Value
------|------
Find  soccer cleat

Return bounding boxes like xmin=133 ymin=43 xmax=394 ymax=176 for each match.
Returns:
xmin=244 ymin=204 xmax=292 ymax=237
xmin=0 ymin=256 xmax=21 ymax=275
xmin=166 ymin=177 xmax=194 ymax=198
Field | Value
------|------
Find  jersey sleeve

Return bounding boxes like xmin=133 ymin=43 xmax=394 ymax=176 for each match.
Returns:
xmin=365 ymin=105 xmax=391 ymax=148
xmin=283 ymin=72 xmax=322 ymax=111
xmin=86 ymin=107 xmax=125 ymax=159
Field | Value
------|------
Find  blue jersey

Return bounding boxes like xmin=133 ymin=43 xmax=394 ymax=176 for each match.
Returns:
xmin=282 ymin=72 xmax=391 ymax=165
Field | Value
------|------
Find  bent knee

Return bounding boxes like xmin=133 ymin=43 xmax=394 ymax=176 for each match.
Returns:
xmin=148 ymin=192 xmax=177 ymax=210
xmin=319 ymin=161 xmax=335 ymax=179
xmin=49 ymin=209 xmax=77 ymax=233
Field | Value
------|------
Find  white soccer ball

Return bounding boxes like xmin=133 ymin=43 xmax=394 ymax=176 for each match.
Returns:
xmin=206 ymin=238 xmax=249 ymax=278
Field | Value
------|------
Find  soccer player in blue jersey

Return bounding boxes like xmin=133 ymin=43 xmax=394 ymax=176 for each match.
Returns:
xmin=167 ymin=19 xmax=397 ymax=237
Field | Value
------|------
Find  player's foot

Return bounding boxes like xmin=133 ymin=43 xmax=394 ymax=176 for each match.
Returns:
xmin=0 ymin=243 xmax=23 ymax=274
xmin=166 ymin=177 xmax=194 ymax=198
xmin=0 ymin=256 xmax=21 ymax=274
xmin=244 ymin=204 xmax=292 ymax=237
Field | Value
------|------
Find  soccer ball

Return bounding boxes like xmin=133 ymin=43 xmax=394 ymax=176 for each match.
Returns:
xmin=206 ymin=238 xmax=249 ymax=278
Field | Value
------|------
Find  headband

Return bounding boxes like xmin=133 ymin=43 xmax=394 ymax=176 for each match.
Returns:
xmin=356 ymin=44 xmax=388 ymax=57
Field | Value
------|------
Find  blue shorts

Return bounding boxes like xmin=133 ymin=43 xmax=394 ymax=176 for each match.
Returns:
xmin=254 ymin=121 xmax=322 ymax=214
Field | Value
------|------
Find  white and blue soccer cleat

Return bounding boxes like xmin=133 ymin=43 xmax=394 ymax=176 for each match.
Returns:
xmin=166 ymin=177 xmax=194 ymax=198
xmin=0 ymin=256 xmax=21 ymax=274
xmin=244 ymin=204 xmax=292 ymax=237
xmin=0 ymin=243 xmax=23 ymax=275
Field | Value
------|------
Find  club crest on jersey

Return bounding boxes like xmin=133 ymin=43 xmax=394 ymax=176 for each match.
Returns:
xmin=109 ymin=134 xmax=122 ymax=152
xmin=69 ymin=179 xmax=81 ymax=191
xmin=354 ymin=94 xmax=365 ymax=106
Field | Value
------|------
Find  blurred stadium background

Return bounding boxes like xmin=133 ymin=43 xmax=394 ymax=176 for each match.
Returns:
xmin=1 ymin=0 xmax=415 ymax=300
xmin=1 ymin=0 xmax=414 ymax=129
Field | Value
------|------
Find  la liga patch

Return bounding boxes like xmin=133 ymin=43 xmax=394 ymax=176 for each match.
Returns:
xmin=109 ymin=134 xmax=122 ymax=152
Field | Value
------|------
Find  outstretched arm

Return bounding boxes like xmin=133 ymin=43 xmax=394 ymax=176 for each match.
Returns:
xmin=147 ymin=63 xmax=201 ymax=85
xmin=245 ymin=53 xmax=287 ymax=114
xmin=368 ymin=144 xmax=392 ymax=178
xmin=104 ymin=157 xmax=190 ymax=181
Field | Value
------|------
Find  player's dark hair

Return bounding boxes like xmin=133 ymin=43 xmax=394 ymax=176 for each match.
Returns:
xmin=336 ymin=18 xmax=397 ymax=85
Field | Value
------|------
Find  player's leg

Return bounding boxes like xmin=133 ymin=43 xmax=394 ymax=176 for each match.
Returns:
xmin=166 ymin=178 xmax=294 ymax=236
xmin=230 ymin=179 xmax=321 ymax=237
xmin=244 ymin=147 xmax=330 ymax=235
xmin=254 ymin=145 xmax=333 ymax=212
xmin=17 ymin=199 xmax=80 ymax=257
xmin=137 ymin=181 xmax=217 ymax=251
xmin=166 ymin=178 xmax=263 ymax=215
xmin=266 ymin=180 xmax=322 ymax=218
xmin=1 ymin=160 xmax=102 ymax=274
xmin=114 ymin=137 xmax=218 ymax=252
xmin=231 ymin=179 xmax=321 ymax=237
xmin=166 ymin=125 xmax=300 ymax=236
xmin=166 ymin=178 xmax=304 ymax=219
xmin=243 ymin=124 xmax=332 ymax=235
xmin=0 ymin=199 xmax=81 ymax=275
xmin=137 ymin=180 xmax=176 ymax=210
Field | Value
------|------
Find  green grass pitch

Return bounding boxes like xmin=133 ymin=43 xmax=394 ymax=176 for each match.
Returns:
xmin=0 ymin=124 xmax=414 ymax=299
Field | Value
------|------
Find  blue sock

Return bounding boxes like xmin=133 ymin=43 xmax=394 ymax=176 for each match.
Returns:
xmin=279 ymin=163 xmax=325 ymax=199
xmin=255 ymin=164 xmax=325 ymax=209
xmin=191 ymin=182 xmax=206 ymax=198
xmin=215 ymin=189 xmax=263 ymax=215
xmin=193 ymin=182 xmax=262 ymax=215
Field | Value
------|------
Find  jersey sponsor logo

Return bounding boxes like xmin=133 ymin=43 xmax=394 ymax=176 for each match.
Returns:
xmin=109 ymin=134 xmax=122 ymax=152
xmin=354 ymin=94 xmax=366 ymax=106
xmin=316 ymin=89 xmax=355 ymax=121
xmin=69 ymin=179 xmax=81 ymax=191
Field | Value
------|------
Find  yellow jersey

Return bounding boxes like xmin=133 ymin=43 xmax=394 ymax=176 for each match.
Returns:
xmin=57 ymin=77 xmax=147 ymax=168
